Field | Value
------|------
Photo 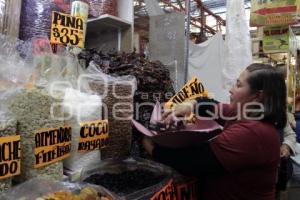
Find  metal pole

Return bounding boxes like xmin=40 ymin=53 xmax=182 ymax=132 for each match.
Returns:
xmin=184 ymin=0 xmax=191 ymax=83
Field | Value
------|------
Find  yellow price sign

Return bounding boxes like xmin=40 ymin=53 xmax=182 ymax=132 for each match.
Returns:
xmin=34 ymin=126 xmax=72 ymax=168
xmin=0 ymin=135 xmax=21 ymax=180
xmin=50 ymin=11 xmax=85 ymax=48
xmin=165 ymin=77 xmax=208 ymax=109
xmin=78 ymin=119 xmax=109 ymax=152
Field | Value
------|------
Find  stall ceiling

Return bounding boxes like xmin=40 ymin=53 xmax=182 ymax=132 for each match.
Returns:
xmin=134 ymin=0 xmax=252 ymax=40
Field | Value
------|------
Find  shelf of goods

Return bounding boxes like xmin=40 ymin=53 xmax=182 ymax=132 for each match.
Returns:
xmin=85 ymin=0 xmax=133 ymax=52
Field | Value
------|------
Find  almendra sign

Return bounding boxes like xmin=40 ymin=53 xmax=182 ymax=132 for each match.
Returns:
xmin=50 ymin=11 xmax=85 ymax=48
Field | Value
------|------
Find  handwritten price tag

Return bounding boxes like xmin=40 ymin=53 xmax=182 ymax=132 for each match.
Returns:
xmin=50 ymin=11 xmax=85 ymax=48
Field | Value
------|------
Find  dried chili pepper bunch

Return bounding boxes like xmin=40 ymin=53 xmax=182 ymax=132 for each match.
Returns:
xmin=78 ymin=49 xmax=173 ymax=92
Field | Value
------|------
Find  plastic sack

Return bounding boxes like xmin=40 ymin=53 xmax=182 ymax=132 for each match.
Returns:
xmin=0 ymin=34 xmax=34 ymax=90
xmin=0 ymin=0 xmax=22 ymax=38
xmin=34 ymin=52 xmax=83 ymax=90
xmin=0 ymin=105 xmax=17 ymax=192
xmin=0 ymin=177 xmax=118 ymax=200
xmin=81 ymin=157 xmax=173 ymax=200
xmin=63 ymin=88 xmax=103 ymax=176
xmin=88 ymin=0 xmax=118 ymax=17
xmin=223 ymin=0 xmax=252 ymax=90
xmin=0 ymin=36 xmax=67 ymax=183
xmin=7 ymin=88 xmax=64 ymax=183
xmin=85 ymin=62 xmax=137 ymax=159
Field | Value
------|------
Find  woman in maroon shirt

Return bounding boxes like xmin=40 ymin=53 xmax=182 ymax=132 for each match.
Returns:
xmin=143 ymin=63 xmax=287 ymax=200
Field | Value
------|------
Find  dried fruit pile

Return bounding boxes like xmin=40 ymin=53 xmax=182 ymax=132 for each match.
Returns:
xmin=78 ymin=49 xmax=174 ymax=93
xmin=36 ymin=187 xmax=112 ymax=200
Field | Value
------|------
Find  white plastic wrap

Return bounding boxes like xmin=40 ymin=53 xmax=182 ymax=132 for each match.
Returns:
xmin=0 ymin=34 xmax=34 ymax=90
xmin=62 ymin=88 xmax=103 ymax=174
xmin=223 ymin=0 xmax=252 ymax=90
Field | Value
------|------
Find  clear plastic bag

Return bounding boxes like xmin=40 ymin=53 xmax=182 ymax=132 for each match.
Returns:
xmin=84 ymin=63 xmax=137 ymax=159
xmin=80 ymin=157 xmax=173 ymax=200
xmin=0 ymin=34 xmax=34 ymax=90
xmin=7 ymin=88 xmax=65 ymax=183
xmin=34 ymin=52 xmax=83 ymax=90
xmin=0 ymin=38 xmax=73 ymax=183
xmin=62 ymin=88 xmax=103 ymax=175
xmin=0 ymin=177 xmax=119 ymax=200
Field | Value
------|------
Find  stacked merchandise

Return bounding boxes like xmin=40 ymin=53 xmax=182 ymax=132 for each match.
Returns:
xmin=78 ymin=49 xmax=175 ymax=157
xmin=19 ymin=0 xmax=70 ymax=41
xmin=19 ymin=0 xmax=119 ymax=41
xmin=88 ymin=0 xmax=118 ymax=17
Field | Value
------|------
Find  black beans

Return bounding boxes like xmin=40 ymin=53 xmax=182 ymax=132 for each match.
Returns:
xmin=84 ymin=169 xmax=165 ymax=195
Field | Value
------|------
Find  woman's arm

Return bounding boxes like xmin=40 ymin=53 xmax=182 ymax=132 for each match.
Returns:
xmin=143 ymin=138 xmax=226 ymax=177
xmin=282 ymin=122 xmax=297 ymax=157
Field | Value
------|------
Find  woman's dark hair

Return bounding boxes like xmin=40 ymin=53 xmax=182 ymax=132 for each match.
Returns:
xmin=246 ymin=63 xmax=287 ymax=129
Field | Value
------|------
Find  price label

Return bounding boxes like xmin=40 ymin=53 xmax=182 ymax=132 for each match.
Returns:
xmin=0 ymin=135 xmax=21 ymax=180
xmin=165 ymin=77 xmax=209 ymax=109
xmin=78 ymin=119 xmax=109 ymax=152
xmin=34 ymin=126 xmax=72 ymax=168
xmin=50 ymin=11 xmax=85 ymax=48
xmin=150 ymin=179 xmax=177 ymax=200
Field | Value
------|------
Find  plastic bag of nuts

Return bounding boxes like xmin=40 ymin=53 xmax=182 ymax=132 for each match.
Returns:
xmin=8 ymin=88 xmax=64 ymax=183
xmin=85 ymin=63 xmax=137 ymax=159
xmin=88 ymin=0 xmax=118 ymax=17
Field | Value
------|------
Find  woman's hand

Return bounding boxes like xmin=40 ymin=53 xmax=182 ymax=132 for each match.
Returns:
xmin=280 ymin=144 xmax=291 ymax=158
xmin=142 ymin=137 xmax=155 ymax=156
xmin=161 ymin=100 xmax=197 ymax=125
